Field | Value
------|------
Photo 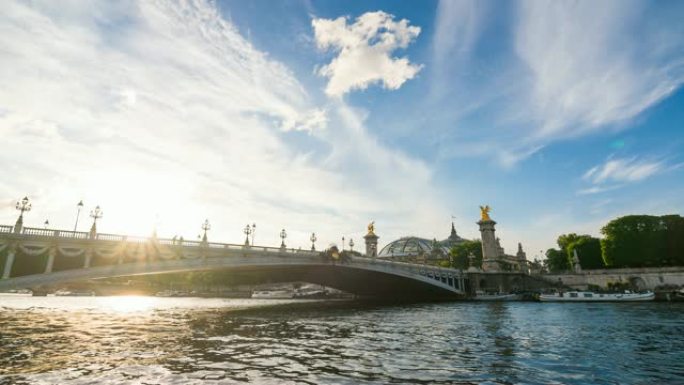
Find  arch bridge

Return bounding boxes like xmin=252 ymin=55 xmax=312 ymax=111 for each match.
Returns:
xmin=0 ymin=225 xmax=468 ymax=299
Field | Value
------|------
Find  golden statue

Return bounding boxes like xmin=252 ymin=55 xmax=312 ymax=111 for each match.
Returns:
xmin=479 ymin=205 xmax=492 ymax=221
xmin=367 ymin=221 xmax=375 ymax=235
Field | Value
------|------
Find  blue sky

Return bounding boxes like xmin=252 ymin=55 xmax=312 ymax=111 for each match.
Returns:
xmin=1 ymin=0 xmax=683 ymax=259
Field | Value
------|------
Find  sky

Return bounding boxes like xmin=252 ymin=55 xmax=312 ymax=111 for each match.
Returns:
xmin=1 ymin=0 xmax=683 ymax=260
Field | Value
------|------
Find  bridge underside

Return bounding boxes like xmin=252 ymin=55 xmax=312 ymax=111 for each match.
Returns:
xmin=216 ymin=265 xmax=464 ymax=299
xmin=0 ymin=263 xmax=465 ymax=299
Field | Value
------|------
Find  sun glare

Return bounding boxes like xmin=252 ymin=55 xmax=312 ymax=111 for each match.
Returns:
xmin=97 ymin=295 xmax=159 ymax=313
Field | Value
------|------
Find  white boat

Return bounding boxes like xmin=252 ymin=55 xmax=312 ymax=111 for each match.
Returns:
xmin=472 ymin=291 xmax=522 ymax=301
xmin=49 ymin=289 xmax=96 ymax=297
xmin=155 ymin=290 xmax=189 ymax=297
xmin=539 ymin=291 xmax=654 ymax=302
xmin=293 ymin=288 xmax=328 ymax=299
xmin=251 ymin=290 xmax=294 ymax=299
xmin=0 ymin=289 xmax=33 ymax=297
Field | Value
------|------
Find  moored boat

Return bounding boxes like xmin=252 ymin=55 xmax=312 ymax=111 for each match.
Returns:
xmin=49 ymin=289 xmax=96 ymax=297
xmin=251 ymin=290 xmax=294 ymax=299
xmin=472 ymin=291 xmax=523 ymax=301
xmin=0 ymin=289 xmax=33 ymax=297
xmin=539 ymin=290 xmax=654 ymax=302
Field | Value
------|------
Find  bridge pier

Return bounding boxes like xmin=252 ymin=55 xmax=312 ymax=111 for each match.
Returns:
xmin=83 ymin=250 xmax=92 ymax=269
xmin=44 ymin=247 xmax=56 ymax=274
xmin=2 ymin=250 xmax=15 ymax=279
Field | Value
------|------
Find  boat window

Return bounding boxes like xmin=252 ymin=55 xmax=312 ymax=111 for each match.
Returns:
xmin=569 ymin=293 xmax=578 ymax=298
xmin=584 ymin=293 xmax=593 ymax=298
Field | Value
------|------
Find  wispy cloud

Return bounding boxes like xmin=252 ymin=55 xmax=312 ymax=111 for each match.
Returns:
xmin=312 ymin=11 xmax=423 ymax=97
xmin=429 ymin=0 xmax=684 ymax=167
xmin=583 ymin=157 xmax=664 ymax=184
xmin=0 ymin=1 xmax=445 ymax=246
xmin=515 ymin=1 xmax=684 ymax=140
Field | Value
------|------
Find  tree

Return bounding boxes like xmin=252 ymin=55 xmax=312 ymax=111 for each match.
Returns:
xmin=567 ymin=236 xmax=604 ymax=269
xmin=557 ymin=233 xmax=581 ymax=253
xmin=450 ymin=240 xmax=482 ymax=270
xmin=545 ymin=248 xmax=569 ymax=273
xmin=601 ymin=214 xmax=684 ymax=268
xmin=555 ymin=233 xmax=604 ymax=270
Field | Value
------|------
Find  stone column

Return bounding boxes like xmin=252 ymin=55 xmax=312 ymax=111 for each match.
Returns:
xmin=44 ymin=247 xmax=56 ymax=274
xmin=2 ymin=248 xmax=16 ymax=279
xmin=478 ymin=219 xmax=500 ymax=272
xmin=364 ymin=233 xmax=379 ymax=257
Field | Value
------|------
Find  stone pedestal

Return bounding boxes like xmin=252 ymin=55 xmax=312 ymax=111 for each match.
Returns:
xmin=572 ymin=249 xmax=582 ymax=274
xmin=516 ymin=243 xmax=529 ymax=274
xmin=478 ymin=219 xmax=500 ymax=272
xmin=364 ymin=233 xmax=379 ymax=257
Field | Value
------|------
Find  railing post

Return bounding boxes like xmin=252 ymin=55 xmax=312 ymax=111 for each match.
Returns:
xmin=2 ymin=248 xmax=16 ymax=279
xmin=44 ymin=247 xmax=56 ymax=274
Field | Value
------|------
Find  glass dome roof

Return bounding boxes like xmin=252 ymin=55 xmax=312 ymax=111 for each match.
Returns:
xmin=377 ymin=237 xmax=451 ymax=258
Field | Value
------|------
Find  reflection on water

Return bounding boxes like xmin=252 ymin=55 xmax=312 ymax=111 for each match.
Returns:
xmin=1 ymin=297 xmax=683 ymax=384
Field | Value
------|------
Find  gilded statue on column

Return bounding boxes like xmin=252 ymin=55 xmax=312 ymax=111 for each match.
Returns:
xmin=479 ymin=205 xmax=492 ymax=221
xmin=367 ymin=221 xmax=375 ymax=235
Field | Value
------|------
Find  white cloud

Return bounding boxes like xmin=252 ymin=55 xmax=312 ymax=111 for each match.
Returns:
xmin=583 ymin=158 xmax=663 ymax=184
xmin=0 ymin=1 xmax=447 ymax=249
xmin=312 ymin=11 xmax=423 ymax=97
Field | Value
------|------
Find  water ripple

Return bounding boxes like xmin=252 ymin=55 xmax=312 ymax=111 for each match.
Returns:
xmin=1 ymin=298 xmax=683 ymax=384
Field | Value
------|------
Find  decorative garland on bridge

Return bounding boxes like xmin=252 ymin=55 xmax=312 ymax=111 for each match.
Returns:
xmin=57 ymin=247 xmax=86 ymax=258
xmin=18 ymin=244 xmax=50 ymax=257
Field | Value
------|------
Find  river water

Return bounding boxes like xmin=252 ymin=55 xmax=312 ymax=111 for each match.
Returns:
xmin=1 ymin=296 xmax=682 ymax=385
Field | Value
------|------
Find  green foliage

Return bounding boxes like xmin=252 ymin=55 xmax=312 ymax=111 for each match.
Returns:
xmin=601 ymin=215 xmax=684 ymax=268
xmin=565 ymin=235 xmax=604 ymax=269
xmin=556 ymin=233 xmax=581 ymax=253
xmin=545 ymin=248 xmax=569 ymax=273
xmin=450 ymin=240 xmax=482 ymax=270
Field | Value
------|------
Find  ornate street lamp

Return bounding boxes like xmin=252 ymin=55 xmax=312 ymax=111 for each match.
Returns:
xmin=349 ymin=238 xmax=354 ymax=252
xmin=251 ymin=223 xmax=256 ymax=245
xmin=44 ymin=219 xmax=49 ymax=229
xmin=243 ymin=224 xmax=252 ymax=246
xmin=89 ymin=205 xmax=103 ymax=237
xmin=201 ymin=219 xmax=211 ymax=242
xmin=341 ymin=236 xmax=345 ymax=251
xmin=310 ymin=232 xmax=317 ymax=251
xmin=14 ymin=196 xmax=31 ymax=233
xmin=280 ymin=228 xmax=287 ymax=248
xmin=74 ymin=200 xmax=84 ymax=231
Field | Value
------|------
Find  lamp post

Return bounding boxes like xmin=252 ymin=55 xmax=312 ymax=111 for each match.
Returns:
xmin=251 ymin=223 xmax=256 ymax=245
xmin=44 ymin=219 xmax=49 ymax=229
xmin=89 ymin=205 xmax=103 ymax=238
xmin=310 ymin=232 xmax=317 ymax=251
xmin=349 ymin=238 xmax=354 ymax=252
xmin=280 ymin=228 xmax=287 ymax=248
xmin=201 ymin=219 xmax=211 ymax=242
xmin=14 ymin=196 xmax=31 ymax=233
xmin=341 ymin=236 xmax=345 ymax=251
xmin=74 ymin=200 xmax=84 ymax=231
xmin=243 ymin=224 xmax=252 ymax=246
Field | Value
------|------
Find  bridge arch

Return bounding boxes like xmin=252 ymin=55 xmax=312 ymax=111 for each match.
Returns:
xmin=0 ymin=227 xmax=467 ymax=299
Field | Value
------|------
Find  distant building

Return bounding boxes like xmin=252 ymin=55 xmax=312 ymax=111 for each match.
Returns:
xmin=376 ymin=222 xmax=465 ymax=265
